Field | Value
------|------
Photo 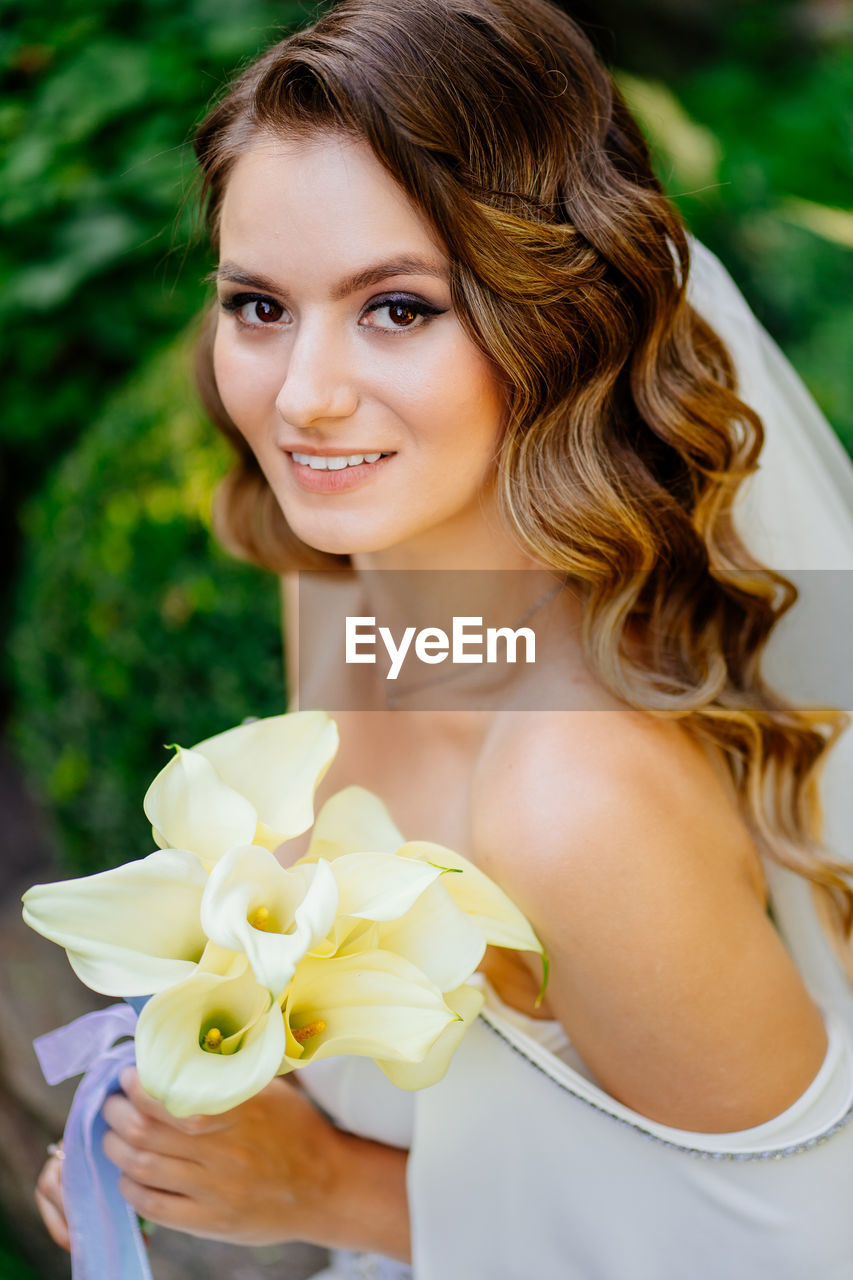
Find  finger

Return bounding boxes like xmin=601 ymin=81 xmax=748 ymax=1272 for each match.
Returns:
xmin=36 ymin=1153 xmax=66 ymax=1216
xmin=118 ymin=1174 xmax=206 ymax=1234
xmin=35 ymin=1160 xmax=70 ymax=1252
xmin=119 ymin=1067 xmax=224 ymax=1135
xmin=37 ymin=1151 xmax=63 ymax=1196
xmin=102 ymin=1093 xmax=205 ymax=1163
xmin=102 ymin=1129 xmax=207 ymax=1196
xmin=35 ymin=1186 xmax=71 ymax=1252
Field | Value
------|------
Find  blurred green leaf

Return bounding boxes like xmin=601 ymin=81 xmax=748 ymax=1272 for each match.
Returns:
xmin=0 ymin=0 xmax=305 ymax=453
xmin=7 ymin=328 xmax=286 ymax=875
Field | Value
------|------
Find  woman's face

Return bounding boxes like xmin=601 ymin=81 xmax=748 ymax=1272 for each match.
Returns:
xmin=212 ymin=130 xmax=509 ymax=563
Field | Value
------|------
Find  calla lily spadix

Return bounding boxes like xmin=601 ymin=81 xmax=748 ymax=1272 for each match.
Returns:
xmin=295 ymin=860 xmax=489 ymax=996
xmin=22 ymin=849 xmax=209 ymax=996
xmin=135 ymin=943 xmax=286 ymax=1117
xmin=200 ymin=846 xmax=340 ymax=998
xmin=290 ymin=874 xmax=488 ymax=997
xmin=301 ymin=787 xmax=546 ymax=988
xmin=280 ymin=949 xmax=458 ymax=1072
xmin=301 ymin=846 xmax=482 ymax=989
xmin=143 ymin=711 xmax=339 ymax=866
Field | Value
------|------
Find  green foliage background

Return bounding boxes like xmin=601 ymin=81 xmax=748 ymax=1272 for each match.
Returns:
xmin=2 ymin=0 xmax=307 ymax=878
xmin=616 ymin=0 xmax=853 ymax=443
xmin=0 ymin=1214 xmax=41 ymax=1280
xmin=2 ymin=0 xmax=852 ymax=884
xmin=0 ymin=0 xmax=307 ymax=449
xmin=9 ymin=335 xmax=287 ymax=875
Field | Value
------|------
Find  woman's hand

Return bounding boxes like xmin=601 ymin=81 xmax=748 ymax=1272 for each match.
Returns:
xmin=34 ymin=1067 xmax=411 ymax=1261
xmin=35 ymin=1143 xmax=70 ymax=1253
xmin=100 ymin=1066 xmax=347 ymax=1247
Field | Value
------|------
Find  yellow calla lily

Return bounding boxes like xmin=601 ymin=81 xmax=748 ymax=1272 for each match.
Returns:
xmin=305 ymin=915 xmax=377 ymax=960
xmin=398 ymin=840 xmax=545 ymax=959
xmin=200 ymin=845 xmax=339 ymax=998
xmin=135 ymin=944 xmax=285 ymax=1116
xmin=279 ymin=950 xmax=457 ymax=1072
xmin=325 ymin=850 xmax=442 ymax=921
xmin=375 ymin=981 xmax=485 ymax=1090
xmin=143 ymin=711 xmax=339 ymax=866
xmin=299 ymin=788 xmax=546 ymax=996
xmin=23 ymin=707 xmax=549 ymax=1115
xmin=302 ymin=790 xmax=542 ymax=959
xmin=303 ymin=785 xmax=405 ymax=861
xmin=294 ymin=847 xmax=484 ymax=991
xmin=305 ymin=857 xmax=486 ymax=993
xmin=373 ymin=878 xmax=487 ymax=993
xmin=142 ymin=747 xmax=258 ymax=869
xmin=21 ymin=849 xmax=208 ymax=996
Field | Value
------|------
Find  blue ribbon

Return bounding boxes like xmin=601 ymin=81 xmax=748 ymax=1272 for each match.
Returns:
xmin=34 ymin=1003 xmax=152 ymax=1280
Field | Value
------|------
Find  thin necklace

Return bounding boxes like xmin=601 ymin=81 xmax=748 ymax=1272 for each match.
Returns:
xmin=384 ymin=577 xmax=568 ymax=710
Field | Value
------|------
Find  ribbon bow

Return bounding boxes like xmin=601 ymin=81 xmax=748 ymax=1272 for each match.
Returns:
xmin=34 ymin=1003 xmax=152 ymax=1280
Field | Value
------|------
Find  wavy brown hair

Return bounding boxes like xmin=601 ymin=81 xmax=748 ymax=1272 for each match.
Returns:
xmin=191 ymin=0 xmax=853 ymax=968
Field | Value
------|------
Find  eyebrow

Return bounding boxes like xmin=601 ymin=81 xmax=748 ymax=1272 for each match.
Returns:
xmin=206 ymin=255 xmax=447 ymax=301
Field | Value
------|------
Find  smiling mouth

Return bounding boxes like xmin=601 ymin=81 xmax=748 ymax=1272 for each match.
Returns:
xmin=289 ymin=451 xmax=395 ymax=471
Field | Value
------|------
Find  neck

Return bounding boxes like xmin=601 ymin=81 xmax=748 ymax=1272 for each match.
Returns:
xmin=344 ymin=501 xmax=571 ymax=693
xmin=347 ymin=564 xmax=567 ymax=640
xmin=351 ymin=491 xmax=542 ymax=575
xmin=305 ymin=496 xmax=588 ymax=711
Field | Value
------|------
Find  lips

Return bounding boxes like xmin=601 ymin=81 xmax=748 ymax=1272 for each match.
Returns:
xmin=284 ymin=449 xmax=395 ymax=493
xmin=291 ymin=451 xmax=391 ymax=470
xmin=280 ymin=447 xmax=395 ymax=458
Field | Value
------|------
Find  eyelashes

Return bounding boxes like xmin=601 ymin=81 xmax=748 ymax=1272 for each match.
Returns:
xmin=363 ymin=294 xmax=448 ymax=331
xmin=224 ymin=295 xmax=285 ymax=325
xmin=219 ymin=291 xmax=448 ymax=334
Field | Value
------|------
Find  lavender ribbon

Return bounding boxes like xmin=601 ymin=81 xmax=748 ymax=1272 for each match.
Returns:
xmin=34 ymin=1002 xmax=152 ymax=1280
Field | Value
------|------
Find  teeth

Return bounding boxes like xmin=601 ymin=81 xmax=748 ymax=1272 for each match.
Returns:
xmin=292 ymin=451 xmax=388 ymax=470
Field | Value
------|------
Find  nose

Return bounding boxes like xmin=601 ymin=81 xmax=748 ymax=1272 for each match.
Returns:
xmin=274 ymin=318 xmax=359 ymax=430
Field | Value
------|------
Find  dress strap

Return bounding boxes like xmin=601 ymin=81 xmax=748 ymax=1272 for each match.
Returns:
xmin=478 ymin=1000 xmax=853 ymax=1159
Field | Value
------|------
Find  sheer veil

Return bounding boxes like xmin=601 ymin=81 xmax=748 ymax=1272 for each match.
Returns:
xmin=685 ymin=237 xmax=853 ymax=1031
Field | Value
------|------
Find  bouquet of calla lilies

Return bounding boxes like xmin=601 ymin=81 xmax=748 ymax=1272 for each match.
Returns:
xmin=23 ymin=710 xmax=546 ymax=1119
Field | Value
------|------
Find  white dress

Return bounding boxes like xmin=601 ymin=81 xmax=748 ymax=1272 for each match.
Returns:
xmin=300 ymin=240 xmax=853 ymax=1279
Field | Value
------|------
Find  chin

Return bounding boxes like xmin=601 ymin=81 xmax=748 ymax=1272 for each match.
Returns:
xmin=282 ymin=514 xmax=405 ymax=558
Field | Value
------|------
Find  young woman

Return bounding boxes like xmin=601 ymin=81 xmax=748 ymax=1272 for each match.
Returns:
xmin=36 ymin=1 xmax=853 ymax=1276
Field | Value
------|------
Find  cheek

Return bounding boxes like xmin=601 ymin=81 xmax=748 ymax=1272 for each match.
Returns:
xmin=426 ymin=343 xmax=506 ymax=461
xmin=211 ymin=325 xmax=279 ymax=437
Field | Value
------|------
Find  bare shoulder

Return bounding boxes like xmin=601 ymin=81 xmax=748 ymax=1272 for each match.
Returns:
xmin=471 ymin=709 xmax=756 ymax=890
xmin=470 ymin=710 xmax=828 ymax=1132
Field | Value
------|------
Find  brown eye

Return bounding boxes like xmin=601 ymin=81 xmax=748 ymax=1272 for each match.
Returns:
xmin=362 ymin=296 xmax=444 ymax=332
xmin=221 ymin=293 xmax=289 ymax=327
xmin=387 ymin=302 xmax=417 ymax=326
xmin=247 ymin=298 xmax=284 ymax=324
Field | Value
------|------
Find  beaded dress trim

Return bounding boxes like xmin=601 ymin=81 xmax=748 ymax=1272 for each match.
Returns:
xmin=479 ymin=1003 xmax=853 ymax=1161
